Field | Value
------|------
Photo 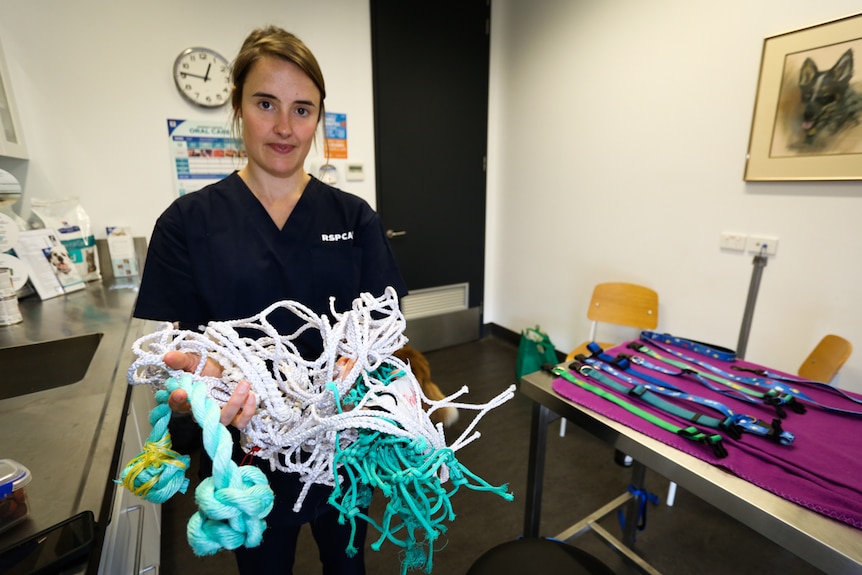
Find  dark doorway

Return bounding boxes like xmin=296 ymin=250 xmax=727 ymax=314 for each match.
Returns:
xmin=370 ymin=0 xmax=491 ymax=350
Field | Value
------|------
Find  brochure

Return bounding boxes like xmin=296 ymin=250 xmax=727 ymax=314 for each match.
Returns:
xmin=14 ymin=229 xmax=86 ymax=299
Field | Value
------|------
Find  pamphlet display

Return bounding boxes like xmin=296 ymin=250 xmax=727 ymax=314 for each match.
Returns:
xmin=106 ymin=226 xmax=139 ymax=277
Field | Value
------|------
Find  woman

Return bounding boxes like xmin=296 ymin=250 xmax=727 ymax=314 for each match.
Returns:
xmin=134 ymin=26 xmax=407 ymax=574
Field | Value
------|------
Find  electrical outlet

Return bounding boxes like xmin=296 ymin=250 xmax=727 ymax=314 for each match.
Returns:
xmin=719 ymin=232 xmax=748 ymax=251
xmin=747 ymin=235 xmax=779 ymax=256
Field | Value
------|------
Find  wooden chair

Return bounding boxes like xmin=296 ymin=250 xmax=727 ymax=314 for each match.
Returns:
xmin=798 ymin=334 xmax=852 ymax=383
xmin=560 ymin=282 xmax=659 ymax=437
xmin=565 ymin=282 xmax=659 ymax=362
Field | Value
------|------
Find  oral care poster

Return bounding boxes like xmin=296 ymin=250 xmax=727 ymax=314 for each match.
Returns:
xmin=167 ymin=119 xmax=247 ymax=197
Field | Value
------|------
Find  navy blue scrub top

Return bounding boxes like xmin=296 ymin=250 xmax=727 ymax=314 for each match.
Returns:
xmin=134 ymin=172 xmax=407 ymax=356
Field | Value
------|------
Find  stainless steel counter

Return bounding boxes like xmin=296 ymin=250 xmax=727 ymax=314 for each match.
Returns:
xmin=0 ymin=241 xmax=147 ymax=572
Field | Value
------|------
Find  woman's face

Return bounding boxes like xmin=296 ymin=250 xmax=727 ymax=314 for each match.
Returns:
xmin=238 ymin=55 xmax=321 ymax=181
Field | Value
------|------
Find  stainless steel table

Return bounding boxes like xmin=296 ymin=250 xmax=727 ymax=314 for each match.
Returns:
xmin=0 ymin=238 xmax=149 ymax=574
xmin=520 ymin=368 xmax=862 ymax=575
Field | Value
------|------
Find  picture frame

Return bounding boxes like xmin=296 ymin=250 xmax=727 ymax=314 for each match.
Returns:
xmin=0 ymin=37 xmax=28 ymax=160
xmin=744 ymin=12 xmax=862 ymax=181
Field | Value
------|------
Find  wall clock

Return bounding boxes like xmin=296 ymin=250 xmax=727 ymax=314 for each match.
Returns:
xmin=173 ymin=47 xmax=231 ymax=108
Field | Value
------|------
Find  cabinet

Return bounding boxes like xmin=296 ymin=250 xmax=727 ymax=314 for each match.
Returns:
xmin=99 ymin=384 xmax=161 ymax=575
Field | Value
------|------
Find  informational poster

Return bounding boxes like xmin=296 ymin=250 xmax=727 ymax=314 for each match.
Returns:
xmin=324 ymin=112 xmax=348 ymax=159
xmin=167 ymin=118 xmax=247 ymax=197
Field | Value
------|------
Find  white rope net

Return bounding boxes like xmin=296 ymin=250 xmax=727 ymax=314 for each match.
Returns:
xmin=127 ymin=287 xmax=515 ymax=511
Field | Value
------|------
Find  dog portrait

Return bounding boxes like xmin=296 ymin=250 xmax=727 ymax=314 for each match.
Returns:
xmin=40 ymin=241 xmax=83 ymax=289
xmin=771 ymin=42 xmax=862 ymax=156
xmin=746 ymin=13 xmax=862 ymax=180
xmin=44 ymin=246 xmax=73 ymax=275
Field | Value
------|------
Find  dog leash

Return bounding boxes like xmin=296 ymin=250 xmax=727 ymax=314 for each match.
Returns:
xmin=570 ymin=358 xmax=728 ymax=430
xmin=641 ymin=331 xmax=737 ymax=362
xmin=581 ymin=340 xmax=794 ymax=417
xmin=545 ymin=363 xmax=728 ymax=458
xmin=572 ymin=357 xmax=793 ymax=445
xmin=731 ymin=364 xmax=862 ymax=412
xmin=636 ymin=335 xmax=862 ymax=417
xmin=622 ymin=342 xmax=802 ymax=418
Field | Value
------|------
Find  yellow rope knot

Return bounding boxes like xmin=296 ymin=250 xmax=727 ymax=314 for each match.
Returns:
xmin=120 ymin=433 xmax=190 ymax=501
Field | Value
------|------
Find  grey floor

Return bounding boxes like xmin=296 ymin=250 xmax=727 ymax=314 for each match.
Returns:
xmin=160 ymin=336 xmax=824 ymax=575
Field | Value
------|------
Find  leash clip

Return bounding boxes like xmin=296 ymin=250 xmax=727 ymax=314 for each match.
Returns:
xmin=678 ymin=427 xmax=728 ymax=458
xmin=719 ymin=418 xmax=743 ymax=440
xmin=612 ymin=354 xmax=631 ymax=369
xmin=706 ymin=435 xmax=728 ymax=458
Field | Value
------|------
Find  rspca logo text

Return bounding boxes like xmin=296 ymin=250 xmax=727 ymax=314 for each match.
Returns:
xmin=321 ymin=232 xmax=354 ymax=242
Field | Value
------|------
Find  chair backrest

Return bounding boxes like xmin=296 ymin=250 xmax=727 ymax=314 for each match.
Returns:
xmin=587 ymin=282 xmax=659 ymax=330
xmin=798 ymin=334 xmax=852 ymax=383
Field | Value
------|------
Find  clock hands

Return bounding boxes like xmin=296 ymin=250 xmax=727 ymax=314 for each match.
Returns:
xmin=180 ymin=71 xmax=208 ymax=80
xmin=179 ymin=63 xmax=213 ymax=82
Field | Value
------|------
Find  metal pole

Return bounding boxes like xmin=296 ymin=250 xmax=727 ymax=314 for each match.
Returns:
xmin=737 ymin=251 xmax=768 ymax=360
xmin=524 ymin=402 xmax=558 ymax=537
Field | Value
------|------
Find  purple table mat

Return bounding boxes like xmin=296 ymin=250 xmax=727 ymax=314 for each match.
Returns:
xmin=551 ymin=339 xmax=862 ymax=530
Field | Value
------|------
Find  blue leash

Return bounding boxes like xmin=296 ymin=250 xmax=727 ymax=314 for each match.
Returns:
xmin=574 ymin=357 xmax=794 ymax=445
xmin=619 ymin=342 xmax=801 ymax=417
xmin=639 ymin=333 xmax=862 ymax=417
xmin=617 ymin=485 xmax=659 ymax=538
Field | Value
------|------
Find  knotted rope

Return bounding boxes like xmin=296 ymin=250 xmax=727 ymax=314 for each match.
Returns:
xmin=120 ymin=387 xmax=190 ymax=503
xmin=328 ymin=365 xmax=514 ymax=574
xmin=122 ymin=287 xmax=515 ymax=568
xmin=120 ymin=374 xmax=274 ymax=555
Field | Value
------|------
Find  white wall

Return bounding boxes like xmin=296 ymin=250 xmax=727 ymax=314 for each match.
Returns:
xmin=0 ymin=0 xmax=376 ymax=233
xmin=3 ymin=0 xmax=861 ymax=391
xmin=486 ymin=0 xmax=862 ymax=391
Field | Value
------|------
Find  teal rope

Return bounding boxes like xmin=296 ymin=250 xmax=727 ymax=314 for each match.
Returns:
xmin=121 ymin=374 xmax=274 ymax=556
xmin=328 ymin=368 xmax=514 ymax=574
xmin=118 ymin=387 xmax=191 ymax=503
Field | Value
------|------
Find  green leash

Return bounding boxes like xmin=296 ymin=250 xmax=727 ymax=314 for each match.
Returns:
xmin=548 ymin=364 xmax=728 ymax=458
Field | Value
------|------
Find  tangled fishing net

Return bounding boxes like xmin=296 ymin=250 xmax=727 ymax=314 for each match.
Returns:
xmin=122 ymin=287 xmax=515 ymax=572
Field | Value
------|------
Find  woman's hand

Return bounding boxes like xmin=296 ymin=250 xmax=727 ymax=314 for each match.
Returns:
xmin=164 ymin=351 xmax=257 ymax=429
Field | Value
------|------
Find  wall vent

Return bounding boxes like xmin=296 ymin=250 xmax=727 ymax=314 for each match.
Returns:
xmin=401 ymin=283 xmax=469 ymax=320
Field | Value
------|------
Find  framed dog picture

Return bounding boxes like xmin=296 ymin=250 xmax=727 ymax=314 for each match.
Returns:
xmin=745 ymin=12 xmax=862 ymax=181
xmin=0 ymin=37 xmax=27 ymax=160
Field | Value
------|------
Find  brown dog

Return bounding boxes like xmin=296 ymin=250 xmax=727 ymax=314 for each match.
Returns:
xmin=393 ymin=345 xmax=459 ymax=427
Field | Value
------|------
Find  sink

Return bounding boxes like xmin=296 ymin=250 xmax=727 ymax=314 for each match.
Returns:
xmin=0 ymin=333 xmax=103 ymax=400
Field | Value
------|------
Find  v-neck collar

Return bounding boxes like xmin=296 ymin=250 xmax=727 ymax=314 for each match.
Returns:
xmin=233 ymin=172 xmax=316 ymax=236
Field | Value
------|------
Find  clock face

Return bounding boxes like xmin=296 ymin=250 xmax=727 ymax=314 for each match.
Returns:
xmin=173 ymin=47 xmax=231 ymax=108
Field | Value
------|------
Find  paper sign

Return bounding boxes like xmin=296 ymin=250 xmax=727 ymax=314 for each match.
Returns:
xmin=167 ymin=118 xmax=247 ymax=197
xmin=324 ymin=112 xmax=348 ymax=159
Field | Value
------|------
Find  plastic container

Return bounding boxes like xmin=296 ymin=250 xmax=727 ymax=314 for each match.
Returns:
xmin=0 ymin=459 xmax=32 ymax=533
xmin=0 ymin=267 xmax=22 ymax=326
